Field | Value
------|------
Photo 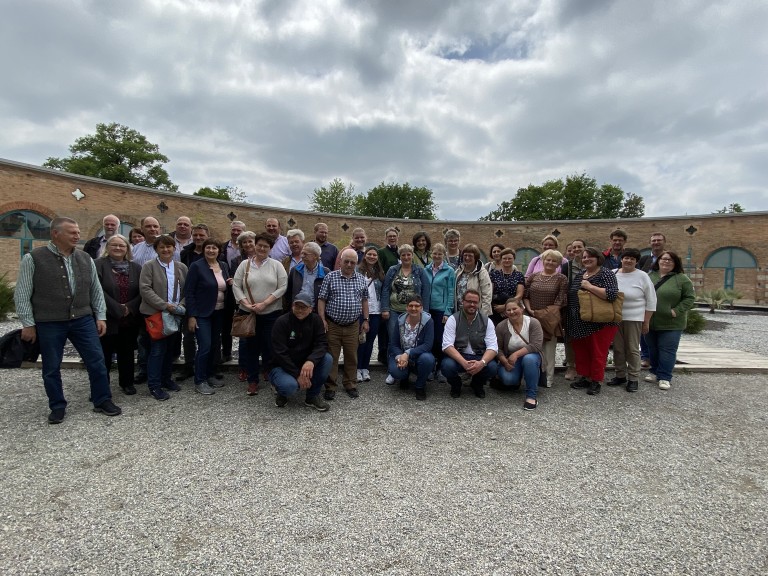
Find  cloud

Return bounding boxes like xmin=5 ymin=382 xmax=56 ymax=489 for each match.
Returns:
xmin=0 ymin=0 xmax=766 ymax=220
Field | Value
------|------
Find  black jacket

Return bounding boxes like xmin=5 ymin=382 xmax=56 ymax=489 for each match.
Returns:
xmin=269 ymin=311 xmax=328 ymax=377
xmin=94 ymin=258 xmax=142 ymax=335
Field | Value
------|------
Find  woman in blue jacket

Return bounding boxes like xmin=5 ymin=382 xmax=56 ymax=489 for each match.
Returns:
xmin=184 ymin=239 xmax=231 ymax=395
xmin=387 ymin=294 xmax=435 ymax=401
xmin=424 ymin=243 xmax=456 ymax=381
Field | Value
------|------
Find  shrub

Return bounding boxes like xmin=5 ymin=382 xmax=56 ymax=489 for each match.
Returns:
xmin=685 ymin=309 xmax=706 ymax=334
xmin=0 ymin=273 xmax=14 ymax=319
xmin=698 ymin=289 xmax=743 ymax=313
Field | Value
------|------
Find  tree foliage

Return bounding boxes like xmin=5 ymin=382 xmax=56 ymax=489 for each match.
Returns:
xmin=194 ymin=186 xmax=246 ymax=203
xmin=43 ymin=122 xmax=178 ymax=192
xmin=480 ymin=173 xmax=644 ymax=221
xmin=355 ymin=182 xmax=438 ymax=220
xmin=308 ymin=178 xmax=356 ymax=214
xmin=715 ymin=203 xmax=744 ymax=214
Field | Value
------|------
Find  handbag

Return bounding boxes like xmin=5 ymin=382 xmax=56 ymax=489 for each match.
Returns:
xmin=578 ymin=289 xmax=624 ymax=323
xmin=145 ymin=274 xmax=183 ymax=340
xmin=231 ymin=259 xmax=257 ymax=338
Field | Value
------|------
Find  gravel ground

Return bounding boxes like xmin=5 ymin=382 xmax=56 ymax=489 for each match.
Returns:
xmin=0 ymin=313 xmax=766 ymax=575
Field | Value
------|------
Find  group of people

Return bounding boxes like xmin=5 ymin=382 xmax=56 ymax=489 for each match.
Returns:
xmin=15 ymin=214 xmax=695 ymax=424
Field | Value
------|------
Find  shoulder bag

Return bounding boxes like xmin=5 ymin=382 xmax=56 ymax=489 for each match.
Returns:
xmin=578 ymin=289 xmax=624 ymax=323
xmin=231 ymin=259 xmax=257 ymax=338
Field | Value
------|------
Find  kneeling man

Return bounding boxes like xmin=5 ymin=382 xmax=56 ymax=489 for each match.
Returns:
xmin=388 ymin=295 xmax=434 ymax=401
xmin=269 ymin=293 xmax=332 ymax=411
xmin=441 ymin=289 xmax=498 ymax=398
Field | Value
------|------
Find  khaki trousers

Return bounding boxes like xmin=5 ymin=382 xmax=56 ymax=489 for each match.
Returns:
xmin=613 ymin=321 xmax=643 ymax=380
xmin=326 ymin=320 xmax=360 ymax=391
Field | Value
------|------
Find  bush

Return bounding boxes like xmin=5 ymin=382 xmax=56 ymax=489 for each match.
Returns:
xmin=685 ymin=309 xmax=706 ymax=334
xmin=0 ymin=273 xmax=15 ymax=319
xmin=698 ymin=288 xmax=743 ymax=313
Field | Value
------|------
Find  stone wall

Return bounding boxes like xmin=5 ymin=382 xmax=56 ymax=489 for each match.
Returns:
xmin=1 ymin=158 xmax=766 ymax=302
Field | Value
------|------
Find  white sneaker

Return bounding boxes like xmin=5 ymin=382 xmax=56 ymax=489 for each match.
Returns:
xmin=362 ymin=369 xmax=371 ymax=382
xmin=385 ymin=373 xmax=395 ymax=385
xmin=658 ymin=379 xmax=671 ymax=390
xmin=644 ymin=374 xmax=657 ymax=383
xmin=545 ymin=379 xmax=553 ymax=388
xmin=356 ymin=370 xmax=363 ymax=383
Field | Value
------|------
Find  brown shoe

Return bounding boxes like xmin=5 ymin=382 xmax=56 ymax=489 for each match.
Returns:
xmin=239 ymin=369 xmax=247 ymax=382
xmin=247 ymin=381 xmax=259 ymax=396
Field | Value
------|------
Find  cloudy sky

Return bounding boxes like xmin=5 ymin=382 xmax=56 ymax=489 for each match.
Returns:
xmin=1 ymin=0 xmax=766 ymax=220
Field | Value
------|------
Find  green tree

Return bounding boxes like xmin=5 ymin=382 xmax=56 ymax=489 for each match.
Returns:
xmin=43 ymin=122 xmax=178 ymax=192
xmin=480 ymin=173 xmax=644 ymax=221
xmin=355 ymin=182 xmax=438 ymax=220
xmin=715 ymin=203 xmax=744 ymax=214
xmin=194 ymin=186 xmax=246 ymax=203
xmin=308 ymin=178 xmax=356 ymax=214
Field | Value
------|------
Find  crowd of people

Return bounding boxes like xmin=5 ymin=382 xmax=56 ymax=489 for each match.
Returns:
xmin=14 ymin=214 xmax=695 ymax=423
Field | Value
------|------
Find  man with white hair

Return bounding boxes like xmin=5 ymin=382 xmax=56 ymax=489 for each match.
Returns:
xmin=318 ymin=248 xmax=369 ymax=400
xmin=284 ymin=229 xmax=305 ymax=272
xmin=84 ymin=214 xmax=120 ymax=258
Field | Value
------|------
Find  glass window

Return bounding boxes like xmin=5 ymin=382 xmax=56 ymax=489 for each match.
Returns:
xmin=704 ymin=247 xmax=757 ymax=268
xmin=515 ymin=248 xmax=539 ymax=272
xmin=0 ymin=211 xmax=50 ymax=240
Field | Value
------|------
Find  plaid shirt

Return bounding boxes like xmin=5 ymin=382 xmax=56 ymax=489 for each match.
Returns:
xmin=318 ymin=270 xmax=368 ymax=325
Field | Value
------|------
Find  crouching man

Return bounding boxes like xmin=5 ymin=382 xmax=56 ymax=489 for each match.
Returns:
xmin=268 ymin=293 xmax=332 ymax=411
xmin=387 ymin=295 xmax=434 ymax=401
xmin=441 ymin=289 xmax=498 ymax=398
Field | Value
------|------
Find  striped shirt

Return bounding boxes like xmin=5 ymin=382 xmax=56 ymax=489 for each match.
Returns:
xmin=14 ymin=243 xmax=106 ymax=327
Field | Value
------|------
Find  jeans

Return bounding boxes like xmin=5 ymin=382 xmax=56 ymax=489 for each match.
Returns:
xmin=645 ymin=329 xmax=682 ymax=382
xmin=388 ymin=352 xmax=435 ymax=390
xmin=441 ymin=353 xmax=498 ymax=391
xmin=36 ymin=316 xmax=112 ymax=410
xmin=241 ymin=311 xmax=280 ymax=383
xmin=640 ymin=333 xmax=649 ymax=361
xmin=147 ymin=332 xmax=180 ymax=390
xmin=357 ymin=314 xmax=381 ymax=370
xmin=429 ymin=309 xmax=445 ymax=370
xmin=194 ymin=310 xmax=223 ymax=384
xmin=496 ymin=353 xmax=541 ymax=400
xmin=269 ymin=353 xmax=332 ymax=399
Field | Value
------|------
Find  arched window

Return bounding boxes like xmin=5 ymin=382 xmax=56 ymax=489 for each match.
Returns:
xmin=704 ymin=247 xmax=757 ymax=290
xmin=0 ymin=210 xmax=51 ymax=240
xmin=515 ymin=248 xmax=539 ymax=272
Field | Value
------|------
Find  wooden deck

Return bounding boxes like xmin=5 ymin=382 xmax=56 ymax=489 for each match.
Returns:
xmin=670 ymin=340 xmax=768 ymax=373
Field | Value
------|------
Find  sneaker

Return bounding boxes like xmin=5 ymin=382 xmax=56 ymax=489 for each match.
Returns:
xmin=120 ymin=383 xmax=137 ymax=395
xmin=570 ymin=378 xmax=590 ymax=389
xmin=564 ymin=368 xmax=577 ymax=381
xmin=644 ymin=374 xmax=657 ymax=383
xmin=150 ymin=388 xmax=170 ymax=401
xmin=437 ymin=371 xmax=447 ymax=383
xmin=239 ymin=369 xmax=247 ymax=382
xmin=275 ymin=394 xmax=288 ymax=407
xmin=415 ymin=388 xmax=426 ymax=401
xmin=247 ymin=382 xmax=259 ymax=396
xmin=210 ymin=378 xmax=226 ymax=388
xmin=626 ymin=380 xmax=639 ymax=392
xmin=544 ymin=379 xmax=553 ymax=388
xmin=356 ymin=370 xmax=363 ymax=383
xmin=362 ymin=369 xmax=371 ymax=382
xmin=93 ymin=399 xmax=122 ymax=416
xmin=346 ymin=387 xmax=359 ymax=398
xmin=48 ymin=408 xmax=66 ymax=424
xmin=385 ymin=374 xmax=395 ymax=385
xmin=305 ymin=394 xmax=330 ymax=411
xmin=195 ymin=381 xmax=215 ymax=395
xmin=608 ymin=376 xmax=628 ymax=387
xmin=587 ymin=382 xmax=601 ymax=395
xmin=323 ymin=390 xmax=336 ymax=401
xmin=658 ymin=379 xmax=671 ymax=390
xmin=163 ymin=381 xmax=181 ymax=392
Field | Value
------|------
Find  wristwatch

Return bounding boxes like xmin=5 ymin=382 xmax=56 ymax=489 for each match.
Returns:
xmin=481 ymin=359 xmax=487 ymax=366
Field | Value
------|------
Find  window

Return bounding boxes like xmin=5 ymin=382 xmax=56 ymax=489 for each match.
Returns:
xmin=704 ymin=247 xmax=757 ymax=269
xmin=0 ymin=211 xmax=50 ymax=240
xmin=515 ymin=248 xmax=539 ymax=272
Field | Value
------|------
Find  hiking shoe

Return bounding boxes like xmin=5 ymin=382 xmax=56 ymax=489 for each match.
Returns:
xmin=48 ymin=408 xmax=66 ymax=424
xmin=305 ymin=394 xmax=330 ymax=412
xmin=195 ymin=381 xmax=215 ymax=395
xmin=150 ymin=388 xmax=170 ymax=401
xmin=608 ymin=376 xmax=627 ymax=386
xmin=644 ymin=374 xmax=657 ymax=383
xmin=247 ymin=382 xmax=259 ymax=396
xmin=93 ymin=399 xmax=122 ymax=416
xmin=658 ymin=379 xmax=671 ymax=390
xmin=626 ymin=380 xmax=639 ymax=392
xmin=385 ymin=374 xmax=395 ymax=385
xmin=275 ymin=394 xmax=288 ymax=407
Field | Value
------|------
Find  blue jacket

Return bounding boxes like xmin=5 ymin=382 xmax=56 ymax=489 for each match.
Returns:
xmin=423 ymin=262 xmax=456 ymax=315
xmin=381 ymin=264 xmax=431 ymax=314
xmin=388 ymin=311 xmax=434 ymax=359
xmin=286 ymin=262 xmax=329 ymax=311
xmin=184 ymin=259 xmax=231 ymax=318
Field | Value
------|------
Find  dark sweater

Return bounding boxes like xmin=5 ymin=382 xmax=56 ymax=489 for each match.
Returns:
xmin=269 ymin=312 xmax=328 ymax=377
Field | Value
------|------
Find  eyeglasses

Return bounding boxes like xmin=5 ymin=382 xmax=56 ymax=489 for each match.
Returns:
xmin=659 ymin=257 xmax=673 ymax=262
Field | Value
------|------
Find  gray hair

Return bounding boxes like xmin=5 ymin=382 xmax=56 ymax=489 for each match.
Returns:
xmin=444 ymin=229 xmax=460 ymax=240
xmin=286 ymin=229 xmax=305 ymax=241
xmin=302 ymin=241 xmax=321 ymax=257
xmin=237 ymin=231 xmax=257 ymax=246
xmin=231 ymin=220 xmax=246 ymax=229
xmin=398 ymin=243 xmax=414 ymax=256
xmin=103 ymin=234 xmax=133 ymax=261
xmin=51 ymin=217 xmax=77 ymax=232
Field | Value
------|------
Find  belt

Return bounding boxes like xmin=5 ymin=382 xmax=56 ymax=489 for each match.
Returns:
xmin=328 ymin=318 xmax=357 ymax=327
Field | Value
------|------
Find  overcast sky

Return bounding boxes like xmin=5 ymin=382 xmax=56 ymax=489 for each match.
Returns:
xmin=1 ymin=0 xmax=766 ymax=220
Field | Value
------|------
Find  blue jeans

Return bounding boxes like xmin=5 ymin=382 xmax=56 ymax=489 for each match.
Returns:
xmin=388 ymin=352 xmax=435 ymax=390
xmin=357 ymin=314 xmax=381 ymax=370
xmin=640 ymin=333 xmax=649 ymax=361
xmin=147 ymin=332 xmax=180 ymax=390
xmin=441 ymin=353 xmax=498 ymax=390
xmin=496 ymin=353 xmax=541 ymax=400
xmin=269 ymin=353 xmax=332 ymax=399
xmin=645 ymin=329 xmax=682 ymax=382
xmin=36 ymin=316 xmax=111 ymax=410
xmin=241 ymin=311 xmax=281 ymax=383
xmin=194 ymin=310 xmax=223 ymax=384
xmin=429 ymin=310 xmax=445 ymax=369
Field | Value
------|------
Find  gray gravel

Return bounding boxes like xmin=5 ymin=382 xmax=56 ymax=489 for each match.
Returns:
xmin=0 ymin=314 xmax=766 ymax=575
